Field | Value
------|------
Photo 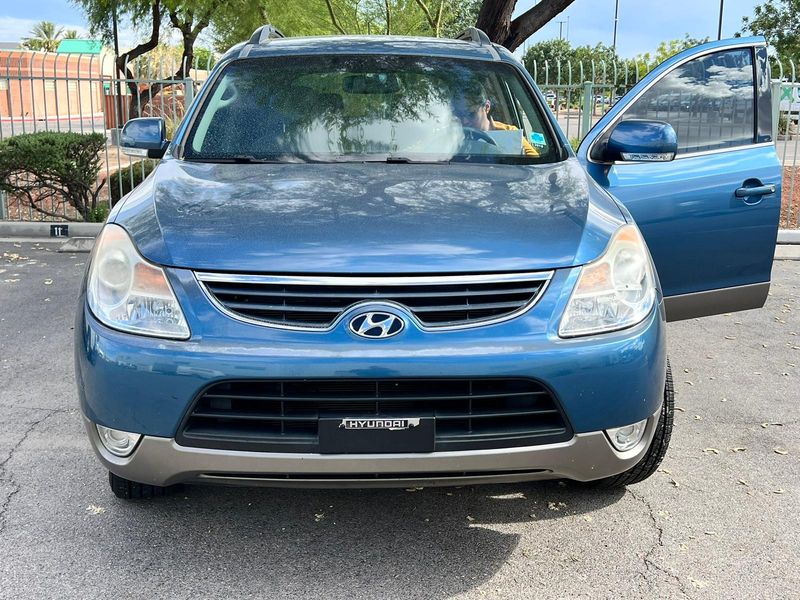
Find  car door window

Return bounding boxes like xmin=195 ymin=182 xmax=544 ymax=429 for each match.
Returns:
xmin=578 ymin=40 xmax=780 ymax=319
xmin=620 ymin=48 xmax=755 ymax=155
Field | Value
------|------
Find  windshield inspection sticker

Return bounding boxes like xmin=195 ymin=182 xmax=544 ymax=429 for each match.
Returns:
xmin=530 ymin=132 xmax=547 ymax=147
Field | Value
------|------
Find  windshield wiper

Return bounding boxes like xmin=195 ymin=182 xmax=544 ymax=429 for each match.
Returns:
xmin=186 ymin=155 xmax=299 ymax=164
xmin=363 ymin=156 xmax=450 ymax=164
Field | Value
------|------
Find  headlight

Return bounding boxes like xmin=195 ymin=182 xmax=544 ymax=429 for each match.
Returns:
xmin=87 ymin=224 xmax=190 ymax=339
xmin=559 ymin=224 xmax=656 ymax=337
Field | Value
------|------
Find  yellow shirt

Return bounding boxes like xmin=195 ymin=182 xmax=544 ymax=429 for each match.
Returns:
xmin=491 ymin=120 xmax=539 ymax=157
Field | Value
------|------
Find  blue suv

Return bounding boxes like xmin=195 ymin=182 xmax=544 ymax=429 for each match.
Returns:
xmin=75 ymin=27 xmax=780 ymax=499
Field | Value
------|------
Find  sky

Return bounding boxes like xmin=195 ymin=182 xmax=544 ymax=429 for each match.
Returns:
xmin=0 ymin=0 xmax=765 ymax=59
xmin=512 ymin=0 xmax=762 ymax=58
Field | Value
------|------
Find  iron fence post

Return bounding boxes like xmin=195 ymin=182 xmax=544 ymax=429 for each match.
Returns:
xmin=0 ymin=191 xmax=7 ymax=220
xmin=581 ymin=81 xmax=594 ymax=139
xmin=771 ymin=80 xmax=782 ymax=143
xmin=184 ymin=78 xmax=194 ymax=108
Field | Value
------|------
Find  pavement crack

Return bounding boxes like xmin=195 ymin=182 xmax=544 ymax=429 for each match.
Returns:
xmin=0 ymin=410 xmax=60 ymax=535
xmin=627 ymin=488 xmax=690 ymax=598
xmin=0 ymin=403 xmax=74 ymax=416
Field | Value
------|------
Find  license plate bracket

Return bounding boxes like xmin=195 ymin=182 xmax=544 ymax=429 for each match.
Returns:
xmin=318 ymin=416 xmax=434 ymax=454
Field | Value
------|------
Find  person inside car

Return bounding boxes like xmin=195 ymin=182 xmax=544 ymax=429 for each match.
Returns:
xmin=451 ymin=83 xmax=539 ymax=157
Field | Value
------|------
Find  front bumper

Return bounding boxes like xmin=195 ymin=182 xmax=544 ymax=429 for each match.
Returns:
xmin=76 ymin=265 xmax=667 ymax=487
xmin=86 ymin=407 xmax=660 ymax=488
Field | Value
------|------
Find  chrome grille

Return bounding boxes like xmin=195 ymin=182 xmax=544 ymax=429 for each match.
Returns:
xmin=196 ymin=272 xmax=551 ymax=330
xmin=177 ymin=378 xmax=571 ymax=453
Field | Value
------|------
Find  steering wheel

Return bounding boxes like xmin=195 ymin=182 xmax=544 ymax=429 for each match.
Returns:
xmin=462 ymin=126 xmax=498 ymax=146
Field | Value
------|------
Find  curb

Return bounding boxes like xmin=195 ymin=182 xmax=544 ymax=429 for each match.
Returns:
xmin=0 ymin=222 xmax=103 ymax=238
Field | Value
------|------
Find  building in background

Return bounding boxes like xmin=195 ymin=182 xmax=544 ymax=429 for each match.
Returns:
xmin=0 ymin=40 xmax=114 ymax=126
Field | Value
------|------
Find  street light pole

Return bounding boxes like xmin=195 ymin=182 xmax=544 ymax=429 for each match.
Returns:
xmin=718 ymin=0 xmax=724 ymax=40
xmin=613 ymin=0 xmax=620 ymax=51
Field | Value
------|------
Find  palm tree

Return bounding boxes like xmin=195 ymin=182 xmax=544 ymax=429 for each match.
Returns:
xmin=21 ymin=21 xmax=65 ymax=52
xmin=64 ymin=30 xmax=80 ymax=39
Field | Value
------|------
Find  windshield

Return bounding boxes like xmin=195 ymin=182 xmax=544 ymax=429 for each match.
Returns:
xmin=183 ymin=54 xmax=558 ymax=164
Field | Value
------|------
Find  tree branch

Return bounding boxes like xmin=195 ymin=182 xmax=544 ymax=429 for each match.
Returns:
xmin=475 ymin=0 xmax=576 ymax=51
xmin=414 ymin=0 xmax=437 ymax=31
xmin=116 ymin=1 xmax=161 ymax=92
xmin=475 ymin=0 xmax=515 ymax=45
xmin=325 ymin=0 xmax=348 ymax=34
xmin=16 ymin=187 xmax=81 ymax=222
xmin=145 ymin=1 xmax=220 ymax=112
xmin=434 ymin=0 xmax=445 ymax=37
xmin=385 ymin=0 xmax=391 ymax=35
xmin=506 ymin=0 xmax=576 ymax=51
xmin=117 ymin=0 xmax=162 ymax=120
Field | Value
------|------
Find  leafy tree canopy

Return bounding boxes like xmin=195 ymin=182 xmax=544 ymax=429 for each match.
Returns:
xmin=633 ymin=35 xmax=710 ymax=68
xmin=21 ymin=21 xmax=67 ymax=52
xmin=523 ymin=39 xmax=619 ymax=75
xmin=740 ymin=0 xmax=800 ymax=61
xmin=209 ymin=0 xmax=482 ymax=53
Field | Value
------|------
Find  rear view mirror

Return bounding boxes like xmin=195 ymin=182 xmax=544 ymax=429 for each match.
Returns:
xmin=603 ymin=119 xmax=677 ymax=163
xmin=343 ymin=73 xmax=400 ymax=94
xmin=121 ymin=117 xmax=168 ymax=159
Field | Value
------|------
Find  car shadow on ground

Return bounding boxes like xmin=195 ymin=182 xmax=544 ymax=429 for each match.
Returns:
xmin=110 ymin=481 xmax=626 ymax=598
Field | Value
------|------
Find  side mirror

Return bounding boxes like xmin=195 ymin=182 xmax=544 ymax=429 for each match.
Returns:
xmin=603 ymin=119 xmax=677 ymax=163
xmin=120 ymin=117 xmax=168 ymax=159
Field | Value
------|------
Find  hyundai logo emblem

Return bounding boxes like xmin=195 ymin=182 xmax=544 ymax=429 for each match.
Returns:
xmin=349 ymin=311 xmax=405 ymax=339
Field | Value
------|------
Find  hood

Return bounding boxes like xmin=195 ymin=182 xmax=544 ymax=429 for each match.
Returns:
xmin=113 ymin=157 xmax=624 ymax=274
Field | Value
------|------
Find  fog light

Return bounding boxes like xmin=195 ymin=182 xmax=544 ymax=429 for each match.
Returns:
xmin=96 ymin=425 xmax=141 ymax=457
xmin=606 ymin=419 xmax=648 ymax=451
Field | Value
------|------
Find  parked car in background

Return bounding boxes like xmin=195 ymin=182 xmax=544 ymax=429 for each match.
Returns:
xmin=75 ymin=29 xmax=780 ymax=499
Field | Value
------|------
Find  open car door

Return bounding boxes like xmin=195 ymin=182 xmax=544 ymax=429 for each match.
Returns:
xmin=577 ymin=37 xmax=781 ymax=321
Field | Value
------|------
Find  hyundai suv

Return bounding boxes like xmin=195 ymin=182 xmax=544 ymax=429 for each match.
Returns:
xmin=75 ymin=27 xmax=780 ymax=499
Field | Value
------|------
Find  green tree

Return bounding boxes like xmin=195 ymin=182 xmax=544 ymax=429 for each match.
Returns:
xmin=741 ymin=0 xmax=800 ymax=61
xmin=74 ymin=0 xmax=162 ymax=119
xmin=64 ymin=29 xmax=80 ymax=39
xmin=210 ymin=0 xmax=483 ymax=52
xmin=21 ymin=21 xmax=65 ymax=52
xmin=440 ymin=0 xmax=482 ymax=37
xmin=572 ymin=43 xmax=618 ymax=70
xmin=205 ymin=0 xmax=574 ymax=55
xmin=76 ymin=0 xmax=223 ymax=118
xmin=630 ymin=34 xmax=710 ymax=79
xmin=193 ymin=47 xmax=217 ymax=69
xmin=522 ymin=38 xmax=573 ymax=71
xmin=523 ymin=40 xmax=620 ymax=81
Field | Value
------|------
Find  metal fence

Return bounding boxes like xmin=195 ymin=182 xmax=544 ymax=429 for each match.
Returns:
xmin=0 ymin=50 xmax=799 ymax=228
xmin=527 ymin=58 xmax=645 ymax=143
xmin=0 ymin=50 xmax=211 ymax=221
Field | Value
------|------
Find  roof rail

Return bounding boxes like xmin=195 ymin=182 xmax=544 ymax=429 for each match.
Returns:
xmin=249 ymin=25 xmax=286 ymax=45
xmin=457 ymin=27 xmax=491 ymax=46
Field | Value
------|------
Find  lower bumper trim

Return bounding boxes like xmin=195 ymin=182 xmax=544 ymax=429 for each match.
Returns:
xmin=198 ymin=470 xmax=552 ymax=488
xmin=86 ymin=406 xmax=661 ymax=488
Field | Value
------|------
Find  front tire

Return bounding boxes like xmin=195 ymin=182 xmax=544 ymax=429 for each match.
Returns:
xmin=592 ymin=361 xmax=674 ymax=488
xmin=108 ymin=471 xmax=168 ymax=499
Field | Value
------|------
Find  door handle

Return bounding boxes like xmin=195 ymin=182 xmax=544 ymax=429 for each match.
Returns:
xmin=735 ymin=184 xmax=775 ymax=198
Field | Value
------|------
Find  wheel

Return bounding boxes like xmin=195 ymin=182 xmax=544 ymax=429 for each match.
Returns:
xmin=108 ymin=471 xmax=168 ymax=500
xmin=591 ymin=361 xmax=674 ymax=488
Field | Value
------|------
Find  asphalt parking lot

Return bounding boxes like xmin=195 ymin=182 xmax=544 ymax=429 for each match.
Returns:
xmin=1 ymin=240 xmax=798 ymax=599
